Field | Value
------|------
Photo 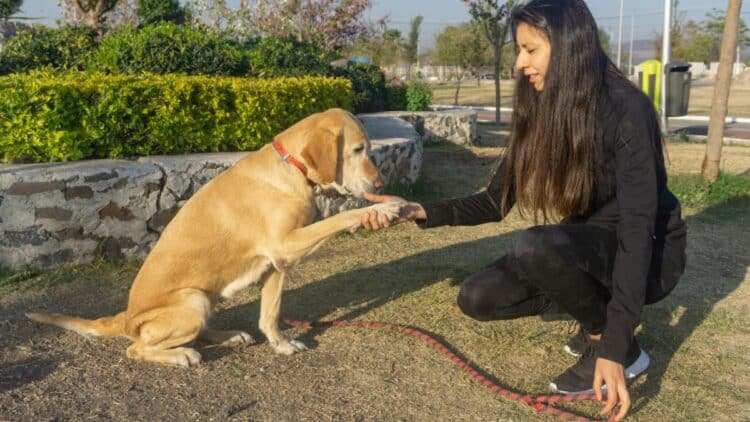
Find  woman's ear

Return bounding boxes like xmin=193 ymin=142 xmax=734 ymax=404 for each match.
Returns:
xmin=301 ymin=128 xmax=341 ymax=184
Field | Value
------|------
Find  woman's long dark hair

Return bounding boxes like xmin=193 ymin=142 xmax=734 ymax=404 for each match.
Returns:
xmin=502 ymin=0 xmax=622 ymax=222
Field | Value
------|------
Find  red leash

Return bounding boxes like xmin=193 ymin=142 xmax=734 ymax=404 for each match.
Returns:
xmin=282 ymin=317 xmax=616 ymax=422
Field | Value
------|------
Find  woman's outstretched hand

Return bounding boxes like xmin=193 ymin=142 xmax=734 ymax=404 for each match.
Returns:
xmin=357 ymin=192 xmax=427 ymax=231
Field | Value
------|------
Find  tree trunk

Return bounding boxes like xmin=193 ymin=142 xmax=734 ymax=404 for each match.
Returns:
xmin=454 ymin=82 xmax=461 ymax=106
xmin=493 ymin=44 xmax=501 ymax=123
xmin=702 ymin=0 xmax=742 ymax=182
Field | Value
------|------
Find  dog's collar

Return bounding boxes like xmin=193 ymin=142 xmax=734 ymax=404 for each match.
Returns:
xmin=272 ymin=139 xmax=309 ymax=177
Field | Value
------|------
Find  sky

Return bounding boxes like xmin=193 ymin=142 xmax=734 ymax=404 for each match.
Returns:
xmin=17 ymin=0 xmax=748 ymax=51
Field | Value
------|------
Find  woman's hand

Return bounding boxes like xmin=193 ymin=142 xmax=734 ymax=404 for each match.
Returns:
xmin=594 ymin=357 xmax=630 ymax=421
xmin=358 ymin=192 xmax=426 ymax=231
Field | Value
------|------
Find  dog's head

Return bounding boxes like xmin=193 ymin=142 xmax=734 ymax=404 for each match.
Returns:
xmin=284 ymin=108 xmax=384 ymax=197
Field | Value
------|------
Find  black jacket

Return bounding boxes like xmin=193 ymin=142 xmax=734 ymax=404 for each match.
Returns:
xmin=417 ymin=74 xmax=687 ymax=364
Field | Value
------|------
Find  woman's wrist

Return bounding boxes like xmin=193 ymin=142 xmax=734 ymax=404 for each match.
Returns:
xmin=407 ymin=203 xmax=427 ymax=220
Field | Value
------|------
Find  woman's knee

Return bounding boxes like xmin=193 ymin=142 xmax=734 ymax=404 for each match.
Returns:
xmin=457 ymin=278 xmax=492 ymax=320
xmin=456 ymin=263 xmax=523 ymax=321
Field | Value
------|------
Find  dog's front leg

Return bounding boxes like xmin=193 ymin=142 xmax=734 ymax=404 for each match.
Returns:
xmin=259 ymin=271 xmax=307 ymax=355
xmin=269 ymin=201 xmax=402 ymax=270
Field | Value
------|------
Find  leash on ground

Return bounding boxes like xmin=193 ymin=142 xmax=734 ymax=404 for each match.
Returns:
xmin=281 ymin=317 xmax=617 ymax=422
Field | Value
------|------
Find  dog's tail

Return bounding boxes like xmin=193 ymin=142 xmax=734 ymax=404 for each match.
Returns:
xmin=26 ymin=311 xmax=126 ymax=337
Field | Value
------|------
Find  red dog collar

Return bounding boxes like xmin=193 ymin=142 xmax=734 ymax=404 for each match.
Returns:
xmin=272 ymin=139 xmax=309 ymax=177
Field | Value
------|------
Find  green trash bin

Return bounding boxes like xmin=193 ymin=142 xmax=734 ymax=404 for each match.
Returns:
xmin=638 ymin=59 xmax=661 ymax=110
xmin=665 ymin=61 xmax=691 ymax=117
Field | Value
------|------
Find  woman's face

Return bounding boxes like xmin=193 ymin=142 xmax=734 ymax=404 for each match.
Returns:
xmin=514 ymin=22 xmax=551 ymax=91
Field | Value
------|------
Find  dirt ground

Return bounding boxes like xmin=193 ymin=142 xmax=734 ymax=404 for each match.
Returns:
xmin=1 ymin=139 xmax=749 ymax=421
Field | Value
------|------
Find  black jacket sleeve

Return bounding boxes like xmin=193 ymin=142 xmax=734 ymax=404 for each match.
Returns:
xmin=416 ymin=157 xmax=514 ymax=228
xmin=599 ymin=99 xmax=660 ymax=364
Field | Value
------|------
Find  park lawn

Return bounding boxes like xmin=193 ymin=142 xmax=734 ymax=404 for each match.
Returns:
xmin=1 ymin=129 xmax=748 ymax=420
xmin=431 ymin=77 xmax=750 ymax=118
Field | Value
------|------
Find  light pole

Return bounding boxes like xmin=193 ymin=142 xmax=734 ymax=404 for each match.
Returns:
xmin=629 ymin=12 xmax=634 ymax=76
xmin=660 ymin=0 xmax=672 ymax=134
xmin=617 ymin=0 xmax=625 ymax=69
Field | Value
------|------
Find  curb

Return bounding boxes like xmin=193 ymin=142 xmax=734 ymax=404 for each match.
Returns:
xmin=667 ymin=134 xmax=750 ymax=147
xmin=431 ymin=104 xmax=750 ymax=125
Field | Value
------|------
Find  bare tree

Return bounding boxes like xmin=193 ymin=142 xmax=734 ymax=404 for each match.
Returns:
xmin=702 ymin=0 xmax=742 ymax=182
xmin=464 ymin=0 xmax=516 ymax=123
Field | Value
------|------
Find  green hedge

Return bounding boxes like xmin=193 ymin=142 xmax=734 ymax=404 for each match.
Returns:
xmin=90 ymin=23 xmax=245 ymax=76
xmin=0 ymin=25 xmax=99 ymax=74
xmin=0 ymin=72 xmax=353 ymax=163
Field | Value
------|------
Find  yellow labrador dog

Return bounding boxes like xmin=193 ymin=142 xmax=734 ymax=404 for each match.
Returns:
xmin=27 ymin=108 xmax=402 ymax=367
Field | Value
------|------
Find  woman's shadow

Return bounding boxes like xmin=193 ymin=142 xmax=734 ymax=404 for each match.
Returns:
xmin=218 ymin=193 xmax=749 ymax=416
xmin=631 ymin=194 xmax=749 ymax=413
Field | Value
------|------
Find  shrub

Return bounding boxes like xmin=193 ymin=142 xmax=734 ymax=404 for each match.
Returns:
xmin=136 ymin=0 xmax=185 ymax=25
xmin=0 ymin=25 xmax=99 ymax=74
xmin=244 ymin=36 xmax=338 ymax=78
xmin=385 ymin=82 xmax=408 ymax=111
xmin=332 ymin=62 xmax=386 ymax=114
xmin=0 ymin=71 xmax=353 ymax=163
xmin=406 ymin=80 xmax=433 ymax=111
xmin=90 ymin=22 xmax=244 ymax=75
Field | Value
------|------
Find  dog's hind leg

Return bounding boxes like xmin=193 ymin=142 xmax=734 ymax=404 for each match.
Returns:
xmin=125 ymin=289 xmax=210 ymax=367
xmin=198 ymin=329 xmax=254 ymax=347
xmin=259 ymin=271 xmax=307 ymax=355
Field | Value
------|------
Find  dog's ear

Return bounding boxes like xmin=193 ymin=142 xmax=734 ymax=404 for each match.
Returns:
xmin=301 ymin=127 xmax=341 ymax=184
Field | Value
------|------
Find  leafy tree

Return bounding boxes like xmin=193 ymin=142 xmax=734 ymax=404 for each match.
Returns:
xmin=598 ymin=27 xmax=612 ymax=58
xmin=656 ymin=7 xmax=749 ymax=63
xmin=404 ymin=15 xmax=422 ymax=78
xmin=347 ymin=25 xmax=404 ymax=66
xmin=0 ymin=0 xmax=22 ymax=21
xmin=58 ymin=0 xmax=120 ymax=29
xmin=436 ymin=23 xmax=485 ymax=104
xmin=463 ymin=0 xmax=516 ymax=123
xmin=136 ymin=0 xmax=185 ymax=26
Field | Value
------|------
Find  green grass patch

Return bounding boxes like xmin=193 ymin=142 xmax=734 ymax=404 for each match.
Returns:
xmin=669 ymin=172 xmax=750 ymax=209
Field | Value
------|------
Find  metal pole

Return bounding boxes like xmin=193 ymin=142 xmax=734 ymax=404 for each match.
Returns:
xmin=629 ymin=12 xmax=634 ymax=76
xmin=617 ymin=0 xmax=625 ymax=69
xmin=660 ymin=0 xmax=671 ymax=134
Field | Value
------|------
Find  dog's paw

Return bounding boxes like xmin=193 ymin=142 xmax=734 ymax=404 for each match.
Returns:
xmin=223 ymin=331 xmax=255 ymax=347
xmin=369 ymin=201 xmax=403 ymax=221
xmin=171 ymin=347 xmax=202 ymax=367
xmin=272 ymin=337 xmax=308 ymax=355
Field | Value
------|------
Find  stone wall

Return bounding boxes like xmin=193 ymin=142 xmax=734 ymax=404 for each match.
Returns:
xmin=362 ymin=109 xmax=478 ymax=145
xmin=0 ymin=116 xmax=421 ymax=270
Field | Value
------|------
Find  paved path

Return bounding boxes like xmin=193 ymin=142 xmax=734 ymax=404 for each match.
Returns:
xmin=459 ymin=108 xmax=750 ymax=143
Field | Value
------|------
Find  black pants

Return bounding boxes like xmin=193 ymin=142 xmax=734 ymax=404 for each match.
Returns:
xmin=457 ymin=223 xmax=628 ymax=335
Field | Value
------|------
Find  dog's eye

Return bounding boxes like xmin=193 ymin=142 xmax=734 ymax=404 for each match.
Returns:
xmin=353 ymin=145 xmax=365 ymax=154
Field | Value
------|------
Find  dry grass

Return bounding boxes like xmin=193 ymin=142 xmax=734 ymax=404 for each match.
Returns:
xmin=1 ymin=133 xmax=749 ymax=421
xmin=431 ymin=77 xmax=750 ymax=118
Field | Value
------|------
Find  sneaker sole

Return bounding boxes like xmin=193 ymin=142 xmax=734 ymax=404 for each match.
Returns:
xmin=563 ymin=345 xmax=583 ymax=358
xmin=549 ymin=348 xmax=650 ymax=395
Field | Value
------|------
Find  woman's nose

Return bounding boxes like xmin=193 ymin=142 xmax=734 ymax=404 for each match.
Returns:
xmin=515 ymin=52 xmax=526 ymax=71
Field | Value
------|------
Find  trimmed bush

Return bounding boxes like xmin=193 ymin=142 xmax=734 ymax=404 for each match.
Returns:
xmin=89 ymin=23 xmax=244 ymax=75
xmin=0 ymin=25 xmax=99 ymax=74
xmin=406 ymin=80 xmax=433 ymax=111
xmin=332 ymin=62 xmax=386 ymax=114
xmin=0 ymin=71 xmax=353 ymax=163
xmin=245 ymin=36 xmax=338 ymax=78
xmin=385 ymin=82 xmax=408 ymax=111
